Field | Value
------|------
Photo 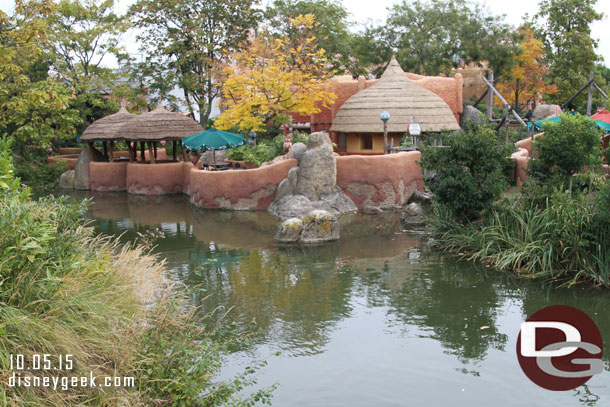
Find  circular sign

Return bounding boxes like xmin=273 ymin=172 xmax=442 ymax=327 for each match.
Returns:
xmin=516 ymin=305 xmax=603 ymax=391
xmin=408 ymin=123 xmax=421 ymax=136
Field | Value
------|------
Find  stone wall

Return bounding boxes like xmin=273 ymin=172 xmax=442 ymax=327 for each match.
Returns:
xmin=126 ymin=161 xmax=188 ymax=195
xmin=89 ymin=162 xmax=128 ymax=192
xmin=336 ymin=152 xmax=425 ymax=209
xmin=189 ymin=159 xmax=297 ymax=210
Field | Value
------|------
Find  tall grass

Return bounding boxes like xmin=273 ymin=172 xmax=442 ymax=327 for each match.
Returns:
xmin=430 ymin=191 xmax=610 ymax=287
xmin=0 ymin=140 xmax=274 ymax=406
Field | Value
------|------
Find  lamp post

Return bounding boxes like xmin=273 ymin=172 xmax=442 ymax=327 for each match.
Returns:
xmin=380 ymin=111 xmax=390 ymax=154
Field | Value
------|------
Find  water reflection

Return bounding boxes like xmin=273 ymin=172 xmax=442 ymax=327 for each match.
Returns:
xmin=78 ymin=191 xmax=610 ymax=406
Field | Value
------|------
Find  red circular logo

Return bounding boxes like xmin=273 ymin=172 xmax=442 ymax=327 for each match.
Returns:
xmin=516 ymin=305 xmax=603 ymax=391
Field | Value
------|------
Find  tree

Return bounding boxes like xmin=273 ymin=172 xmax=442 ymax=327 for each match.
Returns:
xmin=265 ymin=0 xmax=355 ymax=75
xmin=535 ymin=0 xmax=603 ymax=104
xmin=0 ymin=0 xmax=81 ymax=148
xmin=529 ymin=114 xmax=603 ymax=192
xmin=130 ymin=0 xmax=260 ymax=127
xmin=419 ymin=124 xmax=512 ymax=221
xmin=47 ymin=0 xmax=130 ymax=126
xmin=497 ymin=27 xmax=557 ymax=111
xmin=384 ymin=0 xmax=518 ymax=77
xmin=215 ymin=14 xmax=335 ymax=134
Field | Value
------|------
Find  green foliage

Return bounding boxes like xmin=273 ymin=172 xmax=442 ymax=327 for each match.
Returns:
xmin=383 ymin=0 xmax=518 ymax=77
xmin=431 ymin=190 xmax=610 ymax=287
xmin=0 ymin=1 xmax=83 ymax=148
xmin=419 ymin=125 xmax=512 ymax=220
xmin=534 ymin=0 xmax=603 ymax=104
xmin=529 ymin=114 xmax=603 ymax=189
xmin=241 ymin=144 xmax=278 ymax=167
xmin=129 ymin=0 xmax=260 ymax=126
xmin=13 ymin=147 xmax=67 ymax=198
xmin=0 ymin=139 xmax=274 ymax=406
xmin=265 ymin=0 xmax=354 ymax=74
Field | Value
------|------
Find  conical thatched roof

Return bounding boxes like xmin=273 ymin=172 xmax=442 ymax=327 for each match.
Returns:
xmin=330 ymin=57 xmax=460 ymax=133
xmin=120 ymin=104 xmax=204 ymax=141
xmin=80 ymin=106 xmax=136 ymax=141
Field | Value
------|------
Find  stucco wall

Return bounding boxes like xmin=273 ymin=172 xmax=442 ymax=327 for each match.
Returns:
xmin=189 ymin=159 xmax=297 ymax=210
xmin=89 ymin=161 xmax=128 ymax=192
xmin=336 ymin=152 xmax=425 ymax=209
xmin=126 ymin=161 xmax=187 ymax=195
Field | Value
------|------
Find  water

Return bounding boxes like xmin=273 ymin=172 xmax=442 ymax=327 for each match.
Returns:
xmin=75 ymin=191 xmax=610 ymax=406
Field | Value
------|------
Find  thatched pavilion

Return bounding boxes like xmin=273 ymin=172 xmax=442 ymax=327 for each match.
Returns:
xmin=330 ymin=56 xmax=460 ymax=154
xmin=81 ymin=105 xmax=136 ymax=161
xmin=120 ymin=104 xmax=204 ymax=164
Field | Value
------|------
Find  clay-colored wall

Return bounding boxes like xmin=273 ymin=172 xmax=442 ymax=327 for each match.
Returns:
xmin=336 ymin=152 xmax=425 ymax=208
xmin=345 ymin=134 xmax=387 ymax=154
xmin=89 ymin=161 xmax=128 ymax=192
xmin=126 ymin=161 xmax=187 ymax=195
xmin=190 ymin=159 xmax=297 ymax=210
xmin=47 ymin=155 xmax=78 ymax=169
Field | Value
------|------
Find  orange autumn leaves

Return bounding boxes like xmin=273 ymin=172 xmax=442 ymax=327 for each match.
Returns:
xmin=215 ymin=14 xmax=335 ymax=133
xmin=497 ymin=27 xmax=557 ymax=109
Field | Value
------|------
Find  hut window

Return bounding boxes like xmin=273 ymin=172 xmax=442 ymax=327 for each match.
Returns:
xmin=338 ymin=134 xmax=347 ymax=149
xmin=361 ymin=134 xmax=373 ymax=150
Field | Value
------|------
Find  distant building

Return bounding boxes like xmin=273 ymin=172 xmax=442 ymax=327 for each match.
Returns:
xmin=285 ymin=57 xmax=463 ymax=155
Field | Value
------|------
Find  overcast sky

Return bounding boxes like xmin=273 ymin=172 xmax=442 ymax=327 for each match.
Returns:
xmin=1 ymin=0 xmax=609 ymax=65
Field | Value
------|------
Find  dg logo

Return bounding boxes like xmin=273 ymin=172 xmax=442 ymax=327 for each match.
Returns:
xmin=517 ymin=305 xmax=604 ymax=391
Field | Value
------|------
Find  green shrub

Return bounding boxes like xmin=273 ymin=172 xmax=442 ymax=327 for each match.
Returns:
xmin=419 ymin=125 xmax=512 ymax=221
xmin=529 ymin=114 xmax=603 ymax=191
xmin=0 ymin=141 xmax=274 ymax=406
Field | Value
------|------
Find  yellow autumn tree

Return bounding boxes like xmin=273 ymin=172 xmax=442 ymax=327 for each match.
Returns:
xmin=497 ymin=27 xmax=557 ymax=111
xmin=215 ymin=14 xmax=336 ymax=133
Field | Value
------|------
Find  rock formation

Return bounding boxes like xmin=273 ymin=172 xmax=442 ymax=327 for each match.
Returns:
xmin=74 ymin=148 xmax=104 ymax=190
xmin=275 ymin=210 xmax=340 ymax=243
xmin=268 ymin=132 xmax=357 ymax=220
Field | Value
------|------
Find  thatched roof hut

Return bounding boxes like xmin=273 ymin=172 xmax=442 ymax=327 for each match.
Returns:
xmin=330 ymin=56 xmax=460 ymax=133
xmin=80 ymin=106 xmax=136 ymax=141
xmin=120 ymin=104 xmax=203 ymax=141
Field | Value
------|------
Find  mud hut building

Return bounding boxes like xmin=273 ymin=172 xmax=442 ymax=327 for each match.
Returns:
xmin=329 ymin=57 xmax=460 ymax=155
xmin=80 ymin=105 xmax=136 ymax=161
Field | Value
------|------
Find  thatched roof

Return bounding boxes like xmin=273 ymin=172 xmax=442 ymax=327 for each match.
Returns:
xmin=80 ymin=106 xmax=136 ymax=141
xmin=330 ymin=56 xmax=460 ymax=133
xmin=120 ymin=105 xmax=204 ymax=141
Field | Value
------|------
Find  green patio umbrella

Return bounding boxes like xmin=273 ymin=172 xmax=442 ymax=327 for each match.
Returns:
xmin=533 ymin=114 xmax=610 ymax=133
xmin=182 ymin=128 xmax=245 ymax=166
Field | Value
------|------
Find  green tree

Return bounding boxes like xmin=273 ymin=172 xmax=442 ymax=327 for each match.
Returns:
xmin=384 ymin=0 xmax=518 ymax=77
xmin=129 ymin=0 xmax=260 ymax=127
xmin=419 ymin=125 xmax=512 ymax=221
xmin=535 ymin=0 xmax=603 ymax=104
xmin=265 ymin=0 xmax=355 ymax=75
xmin=0 ymin=0 xmax=81 ymax=148
xmin=47 ymin=0 xmax=131 ymax=126
xmin=529 ymin=114 xmax=603 ymax=191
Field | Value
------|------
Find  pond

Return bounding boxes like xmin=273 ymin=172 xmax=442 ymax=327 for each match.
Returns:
xmin=75 ymin=191 xmax=610 ymax=407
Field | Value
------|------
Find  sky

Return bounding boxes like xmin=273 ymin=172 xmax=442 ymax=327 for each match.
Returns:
xmin=1 ymin=0 xmax=609 ymax=66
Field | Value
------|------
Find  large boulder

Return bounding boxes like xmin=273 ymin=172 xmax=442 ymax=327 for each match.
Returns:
xmin=533 ymin=104 xmax=562 ymax=121
xmin=74 ymin=147 xmax=104 ymax=190
xmin=461 ymin=105 xmax=485 ymax=127
xmin=268 ymin=132 xmax=357 ymax=220
xmin=400 ymin=202 xmax=425 ymax=226
xmin=275 ymin=218 xmax=304 ymax=243
xmin=58 ymin=170 xmax=75 ymax=189
xmin=299 ymin=210 xmax=340 ymax=244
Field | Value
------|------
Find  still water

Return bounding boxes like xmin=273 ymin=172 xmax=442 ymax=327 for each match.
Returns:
xmin=77 ymin=192 xmax=610 ymax=407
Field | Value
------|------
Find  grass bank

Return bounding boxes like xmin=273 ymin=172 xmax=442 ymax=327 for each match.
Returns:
xmin=430 ymin=188 xmax=610 ymax=287
xmin=0 ymin=141 xmax=274 ymax=406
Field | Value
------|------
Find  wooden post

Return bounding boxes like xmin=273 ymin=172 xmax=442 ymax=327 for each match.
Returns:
xmin=487 ymin=70 xmax=494 ymax=119
xmin=153 ymin=142 xmax=158 ymax=160
xmin=173 ymin=140 xmax=177 ymax=161
xmin=88 ymin=142 xmax=95 ymax=160
xmin=103 ymin=141 xmax=108 ymax=161
xmin=586 ymin=72 xmax=594 ymax=116
xmin=109 ymin=140 xmax=114 ymax=162
xmin=140 ymin=141 xmax=145 ymax=162
xmin=148 ymin=141 xmax=155 ymax=164
xmin=181 ymin=145 xmax=188 ymax=162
